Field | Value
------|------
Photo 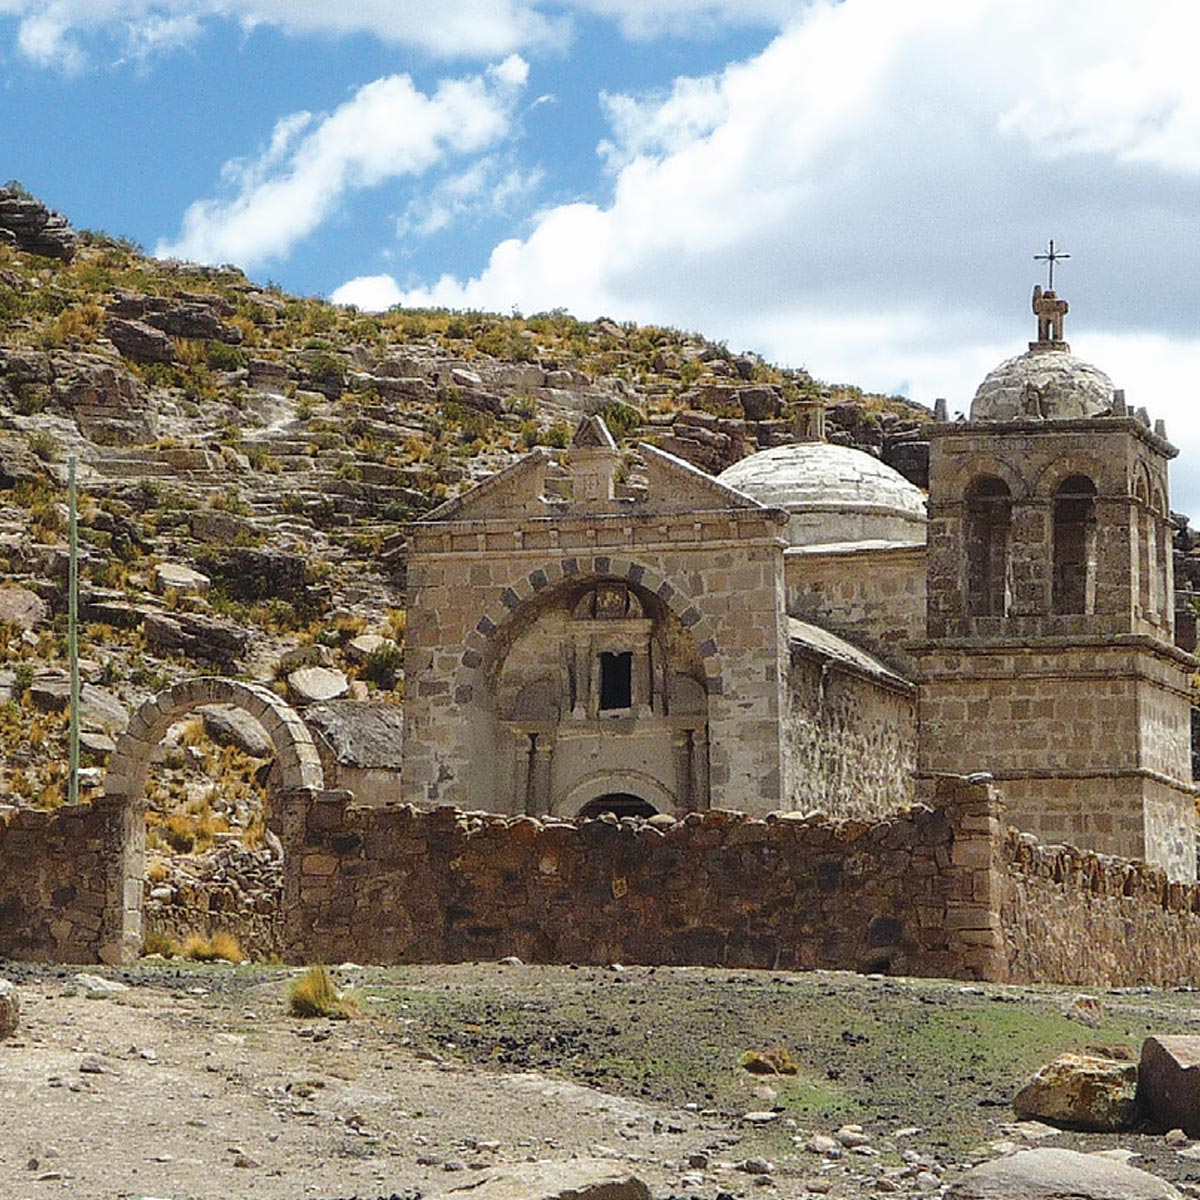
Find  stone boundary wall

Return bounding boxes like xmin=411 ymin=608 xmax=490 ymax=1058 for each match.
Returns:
xmin=0 ymin=798 xmax=132 ymax=963
xmin=277 ymin=779 xmax=1002 ymax=977
xmin=143 ymin=897 xmax=282 ymax=961
xmin=1001 ymin=824 xmax=1200 ymax=988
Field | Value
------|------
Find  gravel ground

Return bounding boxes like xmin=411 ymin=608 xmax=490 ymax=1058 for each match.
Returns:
xmin=3 ymin=961 xmax=1200 ymax=1199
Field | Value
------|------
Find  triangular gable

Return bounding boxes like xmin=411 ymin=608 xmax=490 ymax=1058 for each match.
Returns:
xmin=571 ymin=414 xmax=618 ymax=452
xmin=418 ymin=449 xmax=550 ymax=523
xmin=640 ymin=443 xmax=769 ymax=512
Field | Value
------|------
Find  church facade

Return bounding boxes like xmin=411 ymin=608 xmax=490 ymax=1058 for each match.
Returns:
xmin=402 ymin=291 xmax=1198 ymax=881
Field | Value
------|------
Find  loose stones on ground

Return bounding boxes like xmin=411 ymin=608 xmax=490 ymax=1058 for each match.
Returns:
xmin=0 ymin=977 xmax=18 ymax=1038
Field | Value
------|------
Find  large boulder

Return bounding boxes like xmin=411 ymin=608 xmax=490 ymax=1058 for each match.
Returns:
xmin=427 ymin=1159 xmax=649 ymax=1200
xmin=1012 ymin=1054 xmax=1139 ymax=1131
xmin=143 ymin=611 xmax=249 ymax=666
xmin=199 ymin=705 xmax=273 ymax=759
xmin=104 ymin=316 xmax=175 ymax=364
xmin=944 ymin=1148 xmax=1179 ymax=1200
xmin=0 ymin=584 xmax=48 ymax=631
xmin=1140 ymin=1036 xmax=1200 ymax=1136
xmin=287 ymin=666 xmax=349 ymax=705
xmin=0 ymin=979 xmax=17 ymax=1039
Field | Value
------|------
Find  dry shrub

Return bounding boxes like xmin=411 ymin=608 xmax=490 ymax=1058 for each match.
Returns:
xmin=143 ymin=930 xmax=180 ymax=958
xmin=146 ymin=860 xmax=169 ymax=884
xmin=287 ymin=965 xmax=358 ymax=1019
xmin=182 ymin=930 xmax=243 ymax=963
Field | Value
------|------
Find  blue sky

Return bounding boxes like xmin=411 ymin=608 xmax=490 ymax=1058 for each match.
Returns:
xmin=5 ymin=0 xmax=1200 ymax=511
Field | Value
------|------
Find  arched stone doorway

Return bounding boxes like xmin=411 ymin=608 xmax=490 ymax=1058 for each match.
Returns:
xmin=578 ymin=793 xmax=658 ymax=819
xmin=100 ymin=678 xmax=323 ymax=962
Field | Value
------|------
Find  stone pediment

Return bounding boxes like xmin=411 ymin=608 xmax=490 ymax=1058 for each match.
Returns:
xmin=640 ymin=444 xmax=767 ymax=512
xmin=418 ymin=449 xmax=551 ymax=523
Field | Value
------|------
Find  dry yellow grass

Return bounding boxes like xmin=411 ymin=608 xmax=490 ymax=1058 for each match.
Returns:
xmin=181 ymin=930 xmax=244 ymax=963
xmin=287 ymin=965 xmax=358 ymax=1019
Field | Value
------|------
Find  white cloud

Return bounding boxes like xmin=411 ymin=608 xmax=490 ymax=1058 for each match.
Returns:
xmin=156 ymin=58 xmax=527 ymax=268
xmin=344 ymin=0 xmax=1200 ymax=514
xmin=396 ymin=157 xmax=544 ymax=238
xmin=0 ymin=0 xmax=808 ymax=68
xmin=0 ymin=0 xmax=567 ymax=63
xmin=330 ymin=273 xmax=404 ymax=310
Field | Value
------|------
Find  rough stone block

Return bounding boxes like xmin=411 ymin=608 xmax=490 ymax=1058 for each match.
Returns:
xmin=1139 ymin=1036 xmax=1200 ymax=1137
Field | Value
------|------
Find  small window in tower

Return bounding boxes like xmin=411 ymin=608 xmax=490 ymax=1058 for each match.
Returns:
xmin=599 ymin=651 xmax=633 ymax=711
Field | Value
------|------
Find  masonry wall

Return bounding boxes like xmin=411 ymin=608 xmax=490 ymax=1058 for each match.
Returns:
xmin=0 ymin=798 xmax=135 ymax=963
xmin=784 ymin=654 xmax=916 ymax=818
xmin=278 ymin=783 xmax=1000 ymax=977
xmin=785 ymin=543 xmax=925 ymax=674
xmin=1002 ymin=829 xmax=1200 ymax=987
xmin=404 ymin=515 xmax=790 ymax=815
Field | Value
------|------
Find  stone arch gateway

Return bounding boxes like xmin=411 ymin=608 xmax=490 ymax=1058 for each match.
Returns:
xmin=98 ymin=678 xmax=323 ymax=963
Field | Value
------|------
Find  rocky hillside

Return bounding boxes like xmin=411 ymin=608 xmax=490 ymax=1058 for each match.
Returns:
xmin=0 ymin=184 xmax=940 ymax=824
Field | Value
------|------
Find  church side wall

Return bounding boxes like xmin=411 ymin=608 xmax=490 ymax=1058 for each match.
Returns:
xmin=784 ymin=654 xmax=916 ymax=818
xmin=785 ymin=545 xmax=925 ymax=674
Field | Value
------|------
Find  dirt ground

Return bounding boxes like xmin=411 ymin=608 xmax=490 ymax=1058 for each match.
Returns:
xmin=3 ymin=961 xmax=1200 ymax=1200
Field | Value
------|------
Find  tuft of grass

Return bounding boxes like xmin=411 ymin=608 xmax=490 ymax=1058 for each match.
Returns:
xmin=143 ymin=930 xmax=180 ymax=958
xmin=288 ymin=965 xmax=358 ymax=1020
xmin=181 ymin=930 xmax=244 ymax=963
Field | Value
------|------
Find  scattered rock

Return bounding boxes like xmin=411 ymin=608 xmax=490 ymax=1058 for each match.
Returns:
xmin=279 ymin=643 xmax=334 ymax=672
xmin=198 ymin=705 xmax=273 ymax=758
xmin=1063 ymin=994 xmax=1104 ymax=1026
xmin=78 ymin=1055 xmax=105 ymax=1074
xmin=742 ymin=1111 xmax=779 ymax=1124
xmin=0 ymin=978 xmax=18 ymax=1038
xmin=1166 ymin=1128 xmax=1191 ymax=1148
xmin=835 ymin=1123 xmax=872 ymax=1147
xmin=425 ymin=1158 xmax=649 ymax=1200
xmin=104 ymin=317 xmax=176 ymax=364
xmin=1141 ymin=1037 xmax=1200 ymax=1137
xmin=287 ymin=665 xmax=350 ymax=705
xmin=75 ymin=974 xmax=130 ymax=1000
xmin=144 ymin=611 xmax=248 ymax=666
xmin=805 ymin=1134 xmax=841 ymax=1157
xmin=0 ymin=585 xmax=47 ymax=631
xmin=944 ymin=1147 xmax=1180 ymax=1199
xmin=1013 ymin=1054 xmax=1139 ymax=1131
xmin=153 ymin=562 xmax=210 ymax=596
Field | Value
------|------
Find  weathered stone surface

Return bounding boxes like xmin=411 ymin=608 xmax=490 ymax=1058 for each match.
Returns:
xmin=75 ymin=973 xmax=130 ymax=1000
xmin=305 ymin=701 xmax=404 ymax=767
xmin=0 ymin=978 xmax=18 ymax=1038
xmin=199 ymin=705 xmax=273 ymax=758
xmin=104 ymin=316 xmax=175 ymax=364
xmin=288 ymin=666 xmax=349 ymax=705
xmin=0 ymin=584 xmax=47 ymax=630
xmin=48 ymin=351 xmax=155 ymax=443
xmin=1012 ymin=1055 xmax=1139 ymax=1132
xmin=345 ymin=633 xmax=396 ymax=663
xmin=0 ymin=431 xmax=49 ymax=486
xmin=107 ymin=290 xmax=240 ymax=342
xmin=944 ymin=1148 xmax=1179 ymax=1199
xmin=153 ymin=562 xmax=210 ymax=596
xmin=0 ymin=187 xmax=76 ymax=259
xmin=1139 ymin=1036 xmax=1200 ymax=1137
xmin=144 ymin=611 xmax=248 ymax=666
xmin=29 ymin=676 xmax=128 ymax=733
xmin=426 ymin=1159 xmax=649 ymax=1200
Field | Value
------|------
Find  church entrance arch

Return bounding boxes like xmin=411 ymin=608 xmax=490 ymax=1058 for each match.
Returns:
xmin=579 ymin=793 xmax=658 ymax=819
xmin=561 ymin=771 xmax=679 ymax=817
xmin=100 ymin=678 xmax=323 ymax=961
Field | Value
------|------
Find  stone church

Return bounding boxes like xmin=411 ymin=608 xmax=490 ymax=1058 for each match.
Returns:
xmin=402 ymin=289 xmax=1198 ymax=881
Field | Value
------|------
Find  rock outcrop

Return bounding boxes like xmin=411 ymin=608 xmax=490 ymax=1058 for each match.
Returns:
xmin=0 ymin=185 xmax=76 ymax=260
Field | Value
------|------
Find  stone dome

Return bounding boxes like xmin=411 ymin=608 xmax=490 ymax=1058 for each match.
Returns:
xmin=970 ymin=347 xmax=1113 ymax=422
xmin=717 ymin=442 xmax=926 ymax=548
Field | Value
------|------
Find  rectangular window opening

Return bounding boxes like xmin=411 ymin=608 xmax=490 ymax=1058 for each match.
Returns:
xmin=599 ymin=651 xmax=633 ymax=711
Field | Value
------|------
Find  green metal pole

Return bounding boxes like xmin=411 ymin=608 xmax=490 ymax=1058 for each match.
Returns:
xmin=68 ymin=455 xmax=80 ymax=807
